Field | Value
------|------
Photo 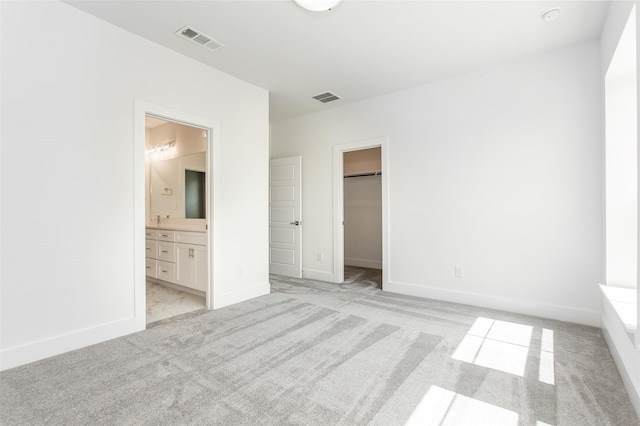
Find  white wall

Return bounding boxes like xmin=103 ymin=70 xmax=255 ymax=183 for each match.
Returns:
xmin=1 ymin=1 xmax=269 ymax=370
xmin=271 ymin=41 xmax=603 ymax=326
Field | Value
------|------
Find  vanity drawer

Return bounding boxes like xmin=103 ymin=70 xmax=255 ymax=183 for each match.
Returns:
xmin=157 ymin=242 xmax=176 ymax=262
xmin=157 ymin=260 xmax=176 ymax=283
xmin=145 ymin=258 xmax=157 ymax=278
xmin=175 ymin=231 xmax=207 ymax=246
xmin=145 ymin=229 xmax=158 ymax=239
xmin=157 ymin=230 xmax=175 ymax=242
xmin=145 ymin=240 xmax=158 ymax=258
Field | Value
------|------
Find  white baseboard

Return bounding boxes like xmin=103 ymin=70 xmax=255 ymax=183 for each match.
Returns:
xmin=2 ymin=281 xmax=271 ymax=371
xmin=345 ymin=258 xmax=382 ymax=270
xmin=601 ymin=299 xmax=640 ymax=419
xmin=385 ymin=280 xmax=600 ymax=327
xmin=214 ymin=282 xmax=270 ymax=309
xmin=303 ymin=268 xmax=334 ymax=282
xmin=0 ymin=317 xmax=142 ymax=371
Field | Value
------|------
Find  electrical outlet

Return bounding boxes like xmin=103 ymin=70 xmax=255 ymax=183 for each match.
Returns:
xmin=317 ymin=253 xmax=323 ymax=261
xmin=455 ymin=265 xmax=464 ymax=278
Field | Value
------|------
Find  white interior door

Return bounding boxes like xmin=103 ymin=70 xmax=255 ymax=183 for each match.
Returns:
xmin=269 ymin=156 xmax=302 ymax=277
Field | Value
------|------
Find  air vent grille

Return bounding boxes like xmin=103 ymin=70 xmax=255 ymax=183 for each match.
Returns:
xmin=313 ymin=92 xmax=341 ymax=103
xmin=193 ymin=34 xmax=212 ymax=45
xmin=176 ymin=25 xmax=226 ymax=52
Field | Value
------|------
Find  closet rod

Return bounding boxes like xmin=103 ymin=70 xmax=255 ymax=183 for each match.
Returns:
xmin=344 ymin=171 xmax=382 ymax=179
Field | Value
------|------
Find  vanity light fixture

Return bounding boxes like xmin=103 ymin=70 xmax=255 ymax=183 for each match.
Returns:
xmin=293 ymin=0 xmax=342 ymax=12
xmin=146 ymin=141 xmax=176 ymax=154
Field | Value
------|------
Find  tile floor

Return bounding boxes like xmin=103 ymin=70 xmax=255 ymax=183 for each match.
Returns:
xmin=146 ymin=281 xmax=206 ymax=324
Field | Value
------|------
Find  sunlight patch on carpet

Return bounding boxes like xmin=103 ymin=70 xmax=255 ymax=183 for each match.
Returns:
xmin=405 ymin=385 xmax=519 ymax=426
xmin=452 ymin=317 xmax=532 ymax=377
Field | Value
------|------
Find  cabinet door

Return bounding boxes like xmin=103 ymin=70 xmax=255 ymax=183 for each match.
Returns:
xmin=175 ymin=243 xmax=195 ymax=288
xmin=192 ymin=244 xmax=208 ymax=292
xmin=145 ymin=240 xmax=158 ymax=259
xmin=175 ymin=243 xmax=207 ymax=292
xmin=157 ymin=261 xmax=176 ymax=283
xmin=157 ymin=242 xmax=176 ymax=263
xmin=145 ymin=258 xmax=157 ymax=279
xmin=157 ymin=230 xmax=176 ymax=242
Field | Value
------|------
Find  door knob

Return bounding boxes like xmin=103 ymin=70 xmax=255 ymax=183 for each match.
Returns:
xmin=290 ymin=221 xmax=301 ymax=226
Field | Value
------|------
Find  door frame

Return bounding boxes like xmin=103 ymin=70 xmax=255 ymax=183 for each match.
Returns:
xmin=134 ymin=100 xmax=220 ymax=328
xmin=332 ymin=136 xmax=389 ymax=287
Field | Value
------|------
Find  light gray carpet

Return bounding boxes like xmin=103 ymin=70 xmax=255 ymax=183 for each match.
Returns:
xmin=1 ymin=267 xmax=638 ymax=425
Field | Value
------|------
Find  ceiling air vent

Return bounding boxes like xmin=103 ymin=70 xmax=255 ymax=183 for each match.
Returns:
xmin=313 ymin=92 xmax=341 ymax=103
xmin=175 ymin=25 xmax=225 ymax=52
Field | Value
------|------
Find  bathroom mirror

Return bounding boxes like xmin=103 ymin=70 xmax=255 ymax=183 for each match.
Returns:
xmin=150 ymin=152 xmax=206 ymax=219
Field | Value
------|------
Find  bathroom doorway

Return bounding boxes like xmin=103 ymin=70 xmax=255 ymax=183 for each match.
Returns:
xmin=144 ymin=114 xmax=209 ymax=324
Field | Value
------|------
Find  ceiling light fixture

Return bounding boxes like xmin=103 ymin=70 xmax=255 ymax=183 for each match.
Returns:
xmin=293 ymin=0 xmax=342 ymax=12
xmin=542 ymin=8 xmax=561 ymax=22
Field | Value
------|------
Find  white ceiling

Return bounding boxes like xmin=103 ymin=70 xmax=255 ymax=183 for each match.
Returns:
xmin=66 ymin=0 xmax=610 ymax=122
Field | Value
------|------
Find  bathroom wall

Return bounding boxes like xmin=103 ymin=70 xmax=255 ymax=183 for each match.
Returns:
xmin=149 ymin=152 xmax=206 ymax=220
xmin=145 ymin=121 xmax=208 ymax=224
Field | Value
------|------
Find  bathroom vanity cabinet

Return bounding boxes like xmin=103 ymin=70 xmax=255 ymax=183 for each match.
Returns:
xmin=145 ymin=228 xmax=207 ymax=292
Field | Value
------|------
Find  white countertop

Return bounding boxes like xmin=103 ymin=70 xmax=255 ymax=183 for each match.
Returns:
xmin=146 ymin=224 xmax=206 ymax=232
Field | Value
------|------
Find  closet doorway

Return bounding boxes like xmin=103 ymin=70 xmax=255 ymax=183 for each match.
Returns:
xmin=343 ymin=148 xmax=382 ymax=288
xmin=332 ymin=137 xmax=389 ymax=288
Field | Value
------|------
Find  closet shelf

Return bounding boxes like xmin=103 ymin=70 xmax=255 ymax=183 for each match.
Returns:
xmin=344 ymin=171 xmax=382 ymax=178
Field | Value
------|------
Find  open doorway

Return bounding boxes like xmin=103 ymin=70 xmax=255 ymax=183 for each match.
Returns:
xmin=343 ymin=148 xmax=383 ymax=288
xmin=333 ymin=137 xmax=389 ymax=288
xmin=144 ymin=115 xmax=208 ymax=324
